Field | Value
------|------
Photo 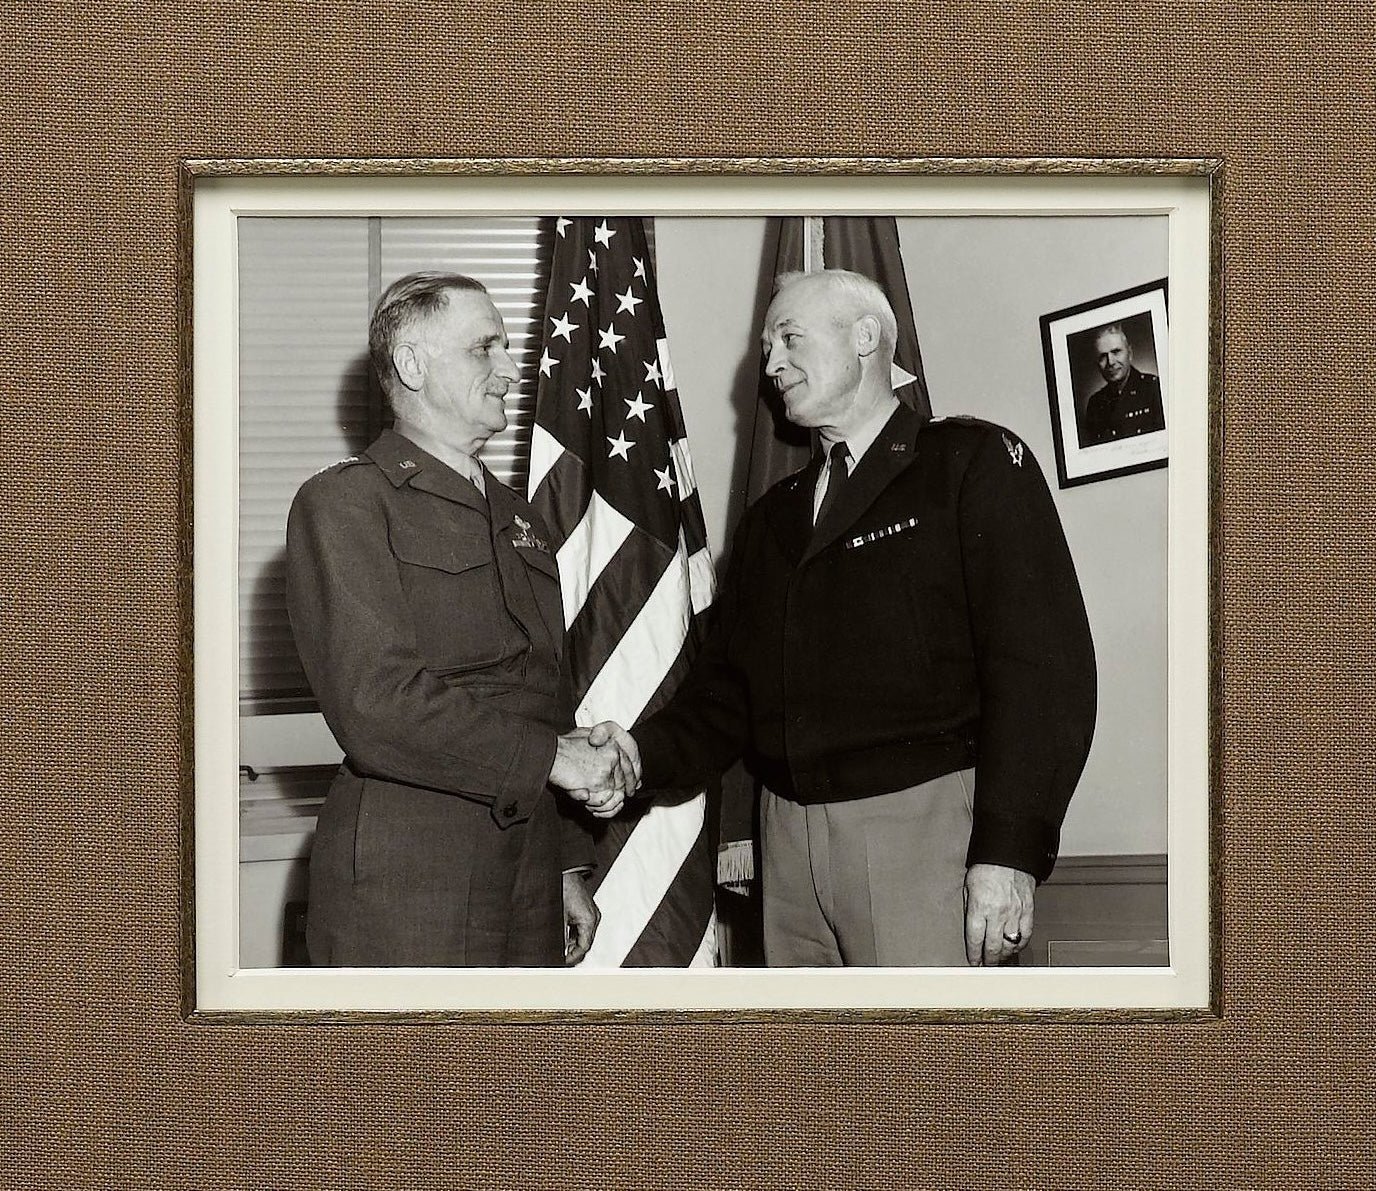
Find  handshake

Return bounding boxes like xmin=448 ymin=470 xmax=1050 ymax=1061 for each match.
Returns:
xmin=548 ymin=721 xmax=642 ymax=819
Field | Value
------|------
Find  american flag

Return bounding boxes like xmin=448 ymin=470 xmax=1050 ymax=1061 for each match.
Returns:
xmin=527 ymin=216 xmax=718 ymax=967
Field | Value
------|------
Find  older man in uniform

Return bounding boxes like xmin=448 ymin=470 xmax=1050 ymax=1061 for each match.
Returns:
xmin=286 ymin=272 xmax=631 ymax=968
xmin=594 ymin=269 xmax=1097 ymax=967
xmin=1080 ymin=321 xmax=1165 ymax=446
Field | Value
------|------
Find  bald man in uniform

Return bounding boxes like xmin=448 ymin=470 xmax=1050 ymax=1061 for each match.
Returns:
xmin=592 ymin=269 xmax=1097 ymax=967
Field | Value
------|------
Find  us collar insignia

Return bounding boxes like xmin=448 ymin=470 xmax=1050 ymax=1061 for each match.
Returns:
xmin=1002 ymin=433 xmax=1025 ymax=467
xmin=512 ymin=514 xmax=550 ymax=553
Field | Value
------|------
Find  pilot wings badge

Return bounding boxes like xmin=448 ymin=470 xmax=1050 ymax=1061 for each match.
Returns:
xmin=511 ymin=514 xmax=550 ymax=553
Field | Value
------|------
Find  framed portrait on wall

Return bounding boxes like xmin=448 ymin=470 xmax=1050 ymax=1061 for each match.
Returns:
xmin=1040 ymin=278 xmax=1170 ymax=488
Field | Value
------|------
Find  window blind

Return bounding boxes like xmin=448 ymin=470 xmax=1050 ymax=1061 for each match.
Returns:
xmin=237 ymin=215 xmax=548 ymax=710
xmin=238 ymin=217 xmax=373 ymax=707
xmin=380 ymin=217 xmax=548 ymax=487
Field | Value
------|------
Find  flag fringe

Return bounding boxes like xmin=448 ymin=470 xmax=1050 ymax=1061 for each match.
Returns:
xmin=716 ymin=839 xmax=755 ymax=891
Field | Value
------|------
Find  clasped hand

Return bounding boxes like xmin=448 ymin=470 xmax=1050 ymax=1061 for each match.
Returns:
xmin=548 ymin=721 xmax=642 ymax=819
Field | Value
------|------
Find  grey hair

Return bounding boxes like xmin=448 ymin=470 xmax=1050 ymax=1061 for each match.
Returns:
xmin=368 ymin=271 xmax=489 ymax=404
xmin=1092 ymin=322 xmax=1129 ymax=345
xmin=773 ymin=268 xmax=899 ymax=356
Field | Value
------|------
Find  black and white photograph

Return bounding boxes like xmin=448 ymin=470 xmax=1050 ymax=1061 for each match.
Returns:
xmin=1041 ymin=279 xmax=1171 ymax=488
xmin=191 ymin=168 xmax=1214 ymax=1014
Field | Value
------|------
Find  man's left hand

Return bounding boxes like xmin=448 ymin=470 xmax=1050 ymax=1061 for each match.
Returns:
xmin=563 ymin=871 xmax=600 ymax=966
xmin=964 ymin=863 xmax=1035 ymax=966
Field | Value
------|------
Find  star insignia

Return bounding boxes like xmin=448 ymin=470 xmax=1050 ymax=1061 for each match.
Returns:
xmin=643 ymin=359 xmax=662 ymax=386
xmin=616 ymin=286 xmax=643 ymax=315
xmin=590 ymin=357 xmax=606 ymax=383
xmin=624 ymin=392 xmax=653 ymax=421
xmin=632 ymin=256 xmax=647 ymax=281
xmin=607 ymin=430 xmax=634 ymax=460
xmin=555 ymin=216 xmax=572 ymax=238
xmin=576 ymin=386 xmax=594 ymax=415
xmin=587 ymin=249 xmax=599 ymax=274
xmin=654 ymin=462 xmax=676 ymax=494
xmin=550 ymin=313 xmax=578 ymax=342
xmin=599 ymin=324 xmax=626 ymax=353
xmin=570 ymin=277 xmax=594 ymax=305
xmin=593 ymin=220 xmax=616 ymax=247
xmin=538 ymin=349 xmax=557 ymax=378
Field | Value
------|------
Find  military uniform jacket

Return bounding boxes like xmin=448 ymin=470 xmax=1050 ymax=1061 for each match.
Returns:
xmin=1082 ymin=366 xmax=1165 ymax=445
xmin=634 ymin=403 xmax=1097 ymax=881
xmin=286 ymin=429 xmax=591 ymax=865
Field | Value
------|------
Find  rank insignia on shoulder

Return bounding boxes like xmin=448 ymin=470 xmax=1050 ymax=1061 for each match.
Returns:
xmin=512 ymin=514 xmax=550 ymax=553
xmin=312 ymin=456 xmax=359 ymax=476
xmin=1001 ymin=433 xmax=1024 ymax=467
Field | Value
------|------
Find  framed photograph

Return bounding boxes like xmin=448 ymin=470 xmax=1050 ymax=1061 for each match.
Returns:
xmin=186 ymin=160 xmax=1217 ymax=1019
xmin=1041 ymin=279 xmax=1170 ymax=487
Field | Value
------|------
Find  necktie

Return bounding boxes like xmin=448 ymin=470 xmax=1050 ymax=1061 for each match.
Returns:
xmin=815 ymin=441 xmax=851 ymax=529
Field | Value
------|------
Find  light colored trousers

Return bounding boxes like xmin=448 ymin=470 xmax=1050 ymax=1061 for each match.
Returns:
xmin=760 ymin=769 xmax=975 ymax=967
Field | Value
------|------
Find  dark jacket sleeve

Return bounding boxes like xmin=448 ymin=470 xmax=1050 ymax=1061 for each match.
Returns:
xmin=958 ymin=428 xmax=1097 ymax=881
xmin=631 ymin=509 xmax=755 ymax=790
xmin=285 ymin=474 xmax=558 ymax=816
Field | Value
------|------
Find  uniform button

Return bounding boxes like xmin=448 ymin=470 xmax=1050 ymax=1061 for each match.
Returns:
xmin=501 ymin=803 xmax=518 ymax=819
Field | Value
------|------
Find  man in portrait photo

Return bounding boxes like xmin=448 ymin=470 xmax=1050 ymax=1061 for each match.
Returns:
xmin=1076 ymin=318 xmax=1165 ymax=447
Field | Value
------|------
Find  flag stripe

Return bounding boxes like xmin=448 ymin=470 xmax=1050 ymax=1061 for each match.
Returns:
xmin=689 ymin=918 xmax=717 ymax=967
xmin=656 ymin=336 xmax=677 ymax=394
xmin=687 ymin=545 xmax=716 ymax=616
xmin=526 ymin=422 xmax=568 ymax=504
xmin=574 ymin=548 xmax=694 ymax=726
xmin=582 ymin=794 xmax=707 ymax=967
xmin=555 ymin=491 xmax=635 ymax=630
xmin=669 ymin=437 xmax=697 ymax=500
xmin=636 ymin=607 xmax=711 ymax=722
xmin=623 ymin=814 xmax=717 ymax=966
xmin=529 ymin=448 xmax=591 ymax=553
xmin=563 ymin=528 xmax=676 ymax=707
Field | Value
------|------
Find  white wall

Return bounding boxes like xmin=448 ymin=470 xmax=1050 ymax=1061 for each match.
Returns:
xmin=898 ymin=216 xmax=1168 ymax=857
xmin=656 ymin=217 xmax=772 ymax=564
xmin=653 ymin=215 xmax=1169 ymax=858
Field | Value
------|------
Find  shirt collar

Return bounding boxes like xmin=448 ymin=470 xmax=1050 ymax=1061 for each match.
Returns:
xmin=822 ymin=394 xmax=902 ymax=471
xmin=392 ymin=420 xmax=486 ymax=497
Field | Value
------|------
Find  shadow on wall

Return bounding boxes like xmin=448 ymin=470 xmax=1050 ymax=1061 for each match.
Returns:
xmin=243 ymin=351 xmax=377 ymax=705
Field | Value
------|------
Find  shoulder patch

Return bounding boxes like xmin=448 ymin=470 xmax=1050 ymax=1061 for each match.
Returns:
xmin=1001 ymin=432 xmax=1025 ymax=467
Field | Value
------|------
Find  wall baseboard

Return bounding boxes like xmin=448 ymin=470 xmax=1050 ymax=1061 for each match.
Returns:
xmin=1026 ymin=852 xmax=1168 ymax=968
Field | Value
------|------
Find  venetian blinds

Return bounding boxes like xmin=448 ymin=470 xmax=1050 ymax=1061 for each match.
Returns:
xmin=380 ymin=218 xmax=548 ymax=485
xmin=237 ymin=215 xmax=547 ymax=710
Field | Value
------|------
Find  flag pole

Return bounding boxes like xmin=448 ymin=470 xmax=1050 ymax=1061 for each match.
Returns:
xmin=802 ymin=215 xmax=823 ymax=272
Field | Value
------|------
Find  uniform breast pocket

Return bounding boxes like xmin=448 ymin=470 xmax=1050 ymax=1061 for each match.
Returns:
xmin=516 ymin=543 xmax=560 ymax=588
xmin=390 ymin=527 xmax=510 ymax=673
xmin=836 ymin=533 xmax=937 ymax=671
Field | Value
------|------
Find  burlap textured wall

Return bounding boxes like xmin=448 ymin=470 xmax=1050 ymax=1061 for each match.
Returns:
xmin=3 ymin=4 xmax=1372 ymax=1187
